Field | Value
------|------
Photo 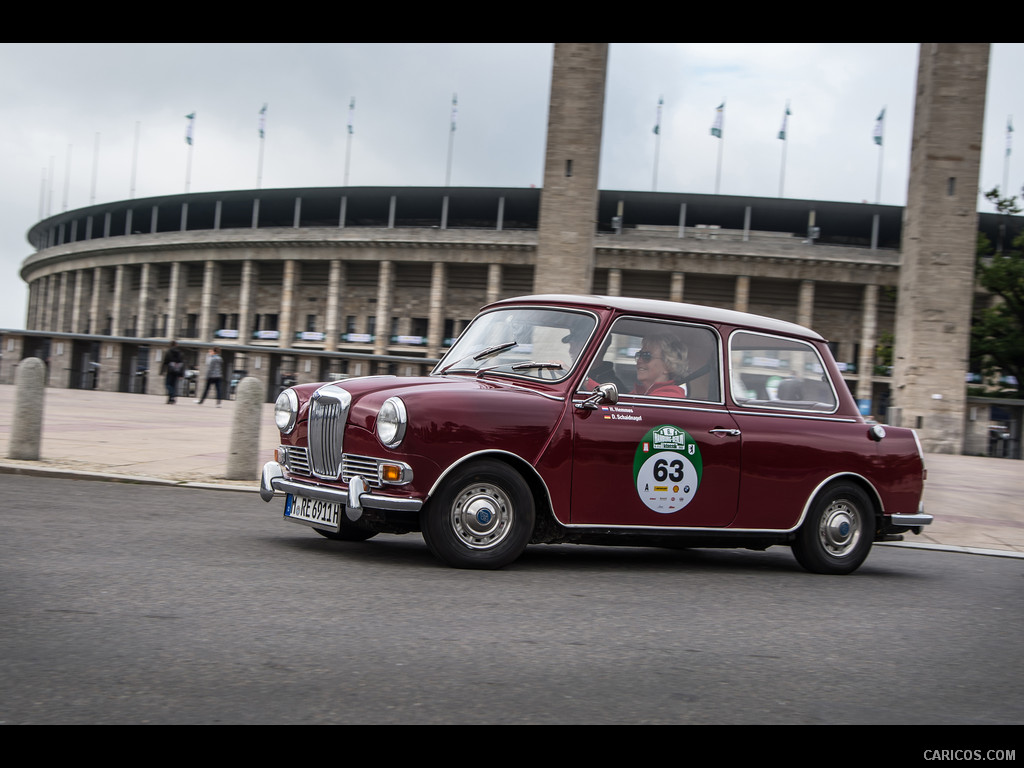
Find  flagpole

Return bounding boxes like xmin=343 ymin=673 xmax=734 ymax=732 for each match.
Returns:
xmin=90 ymin=132 xmax=99 ymax=205
xmin=344 ymin=98 xmax=354 ymax=187
xmin=873 ymin=107 xmax=885 ymax=204
xmin=652 ymin=96 xmax=663 ymax=192
xmin=445 ymin=93 xmax=457 ymax=187
xmin=184 ymin=112 xmax=196 ymax=194
xmin=62 ymin=144 xmax=72 ymax=212
xmin=130 ymin=121 xmax=140 ymax=199
xmin=711 ymin=102 xmax=725 ymax=195
xmin=778 ymin=101 xmax=790 ymax=198
xmin=1004 ymin=115 xmax=1013 ymax=195
xmin=257 ymin=104 xmax=267 ymax=189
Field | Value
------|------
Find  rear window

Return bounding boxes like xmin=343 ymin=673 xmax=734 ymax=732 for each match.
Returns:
xmin=729 ymin=331 xmax=837 ymax=412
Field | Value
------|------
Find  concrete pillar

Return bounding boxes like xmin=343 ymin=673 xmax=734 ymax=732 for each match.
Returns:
xmin=373 ymin=260 xmax=393 ymax=357
xmin=798 ymin=279 xmax=815 ymax=328
xmin=670 ymin=272 xmax=684 ymax=303
xmin=734 ymin=276 xmax=750 ymax=313
xmin=533 ymin=43 xmax=608 ymax=295
xmin=607 ymin=268 xmax=622 ymax=297
xmin=55 ymin=272 xmax=69 ymax=333
xmin=238 ymin=260 xmax=256 ymax=344
xmin=856 ymin=284 xmax=879 ymax=415
xmin=88 ymin=267 xmax=102 ymax=336
xmin=892 ymin=43 xmax=989 ymax=453
xmin=325 ymin=259 xmax=343 ymax=350
xmin=9 ymin=357 xmax=46 ymax=460
xmin=70 ymin=270 xmax=84 ymax=334
xmin=280 ymin=260 xmax=297 ymax=347
xmin=167 ymin=262 xmax=183 ymax=340
xmin=486 ymin=263 xmax=502 ymax=304
xmin=199 ymin=260 xmax=219 ymax=342
xmin=111 ymin=265 xmax=125 ymax=336
xmin=428 ymin=261 xmax=446 ymax=357
xmin=138 ymin=263 xmax=152 ymax=337
xmin=226 ymin=377 xmax=263 ymax=480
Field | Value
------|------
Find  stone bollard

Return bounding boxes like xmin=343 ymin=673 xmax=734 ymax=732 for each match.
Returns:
xmin=9 ymin=357 xmax=47 ymax=461
xmin=226 ymin=377 xmax=264 ymax=481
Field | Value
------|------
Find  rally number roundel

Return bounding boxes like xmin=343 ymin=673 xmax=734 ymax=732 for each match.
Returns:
xmin=633 ymin=425 xmax=703 ymax=514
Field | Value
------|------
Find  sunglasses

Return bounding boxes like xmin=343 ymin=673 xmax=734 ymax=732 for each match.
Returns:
xmin=634 ymin=351 xmax=662 ymax=363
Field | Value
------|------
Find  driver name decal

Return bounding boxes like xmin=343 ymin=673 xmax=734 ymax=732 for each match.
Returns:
xmin=633 ymin=425 xmax=703 ymax=513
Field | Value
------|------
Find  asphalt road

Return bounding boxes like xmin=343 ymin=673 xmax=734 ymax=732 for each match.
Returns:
xmin=1 ymin=474 xmax=1022 ymax=725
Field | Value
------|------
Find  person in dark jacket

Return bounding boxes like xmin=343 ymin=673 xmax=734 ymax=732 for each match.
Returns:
xmin=162 ymin=341 xmax=185 ymax=404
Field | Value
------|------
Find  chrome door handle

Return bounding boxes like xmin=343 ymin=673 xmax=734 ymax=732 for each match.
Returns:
xmin=708 ymin=428 xmax=741 ymax=436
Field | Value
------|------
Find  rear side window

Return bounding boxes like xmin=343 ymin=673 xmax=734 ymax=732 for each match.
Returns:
xmin=729 ymin=331 xmax=837 ymax=412
xmin=581 ymin=317 xmax=722 ymax=403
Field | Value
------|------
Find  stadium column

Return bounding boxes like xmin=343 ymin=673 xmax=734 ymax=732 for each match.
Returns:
xmin=892 ymin=43 xmax=989 ymax=454
xmin=325 ymin=260 xmax=342 ymax=353
xmin=88 ymin=267 xmax=101 ymax=335
xmin=607 ymin=268 xmax=621 ymax=297
xmin=280 ymin=260 xmax=297 ymax=349
xmin=734 ymin=276 xmax=750 ymax=314
xmin=166 ymin=263 xmax=183 ymax=340
xmin=138 ymin=263 xmax=152 ymax=338
xmin=486 ymin=264 xmax=501 ymax=304
xmin=55 ymin=272 xmax=68 ymax=333
xmin=238 ymin=260 xmax=256 ymax=345
xmin=199 ymin=260 xmax=219 ymax=342
xmin=856 ymin=283 xmax=879 ymax=415
xmin=533 ymin=43 xmax=608 ymax=295
xmin=428 ymin=261 xmax=446 ymax=357
xmin=670 ymin=273 xmax=684 ymax=303
xmin=373 ymin=261 xmax=393 ymax=359
xmin=798 ymin=280 xmax=814 ymax=328
xmin=70 ymin=270 xmax=84 ymax=333
xmin=111 ymin=266 xmax=124 ymax=336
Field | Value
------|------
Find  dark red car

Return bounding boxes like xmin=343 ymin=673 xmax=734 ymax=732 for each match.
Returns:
xmin=260 ymin=294 xmax=930 ymax=573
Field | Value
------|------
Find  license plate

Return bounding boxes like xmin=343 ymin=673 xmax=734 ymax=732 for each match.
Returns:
xmin=284 ymin=493 xmax=341 ymax=531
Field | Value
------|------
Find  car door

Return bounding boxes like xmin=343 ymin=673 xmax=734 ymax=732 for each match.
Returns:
xmin=569 ymin=317 xmax=741 ymax=528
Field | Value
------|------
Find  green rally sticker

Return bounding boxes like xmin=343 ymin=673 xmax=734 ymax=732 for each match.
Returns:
xmin=633 ymin=425 xmax=703 ymax=514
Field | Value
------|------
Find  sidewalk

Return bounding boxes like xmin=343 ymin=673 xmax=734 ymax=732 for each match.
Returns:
xmin=0 ymin=384 xmax=1022 ymax=557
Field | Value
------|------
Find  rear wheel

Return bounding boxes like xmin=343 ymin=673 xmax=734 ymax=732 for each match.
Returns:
xmin=421 ymin=460 xmax=535 ymax=569
xmin=791 ymin=483 xmax=873 ymax=574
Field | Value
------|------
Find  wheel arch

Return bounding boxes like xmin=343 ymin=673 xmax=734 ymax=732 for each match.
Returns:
xmin=796 ymin=472 xmax=884 ymax=533
xmin=426 ymin=449 xmax=555 ymax=533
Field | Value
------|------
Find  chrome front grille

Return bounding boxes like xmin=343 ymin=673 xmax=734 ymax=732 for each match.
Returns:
xmin=307 ymin=386 xmax=351 ymax=480
xmin=283 ymin=448 xmax=381 ymax=489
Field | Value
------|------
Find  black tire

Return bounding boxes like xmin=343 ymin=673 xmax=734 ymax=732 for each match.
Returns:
xmin=791 ymin=482 xmax=874 ymax=574
xmin=421 ymin=460 xmax=535 ymax=569
xmin=315 ymin=522 xmax=378 ymax=542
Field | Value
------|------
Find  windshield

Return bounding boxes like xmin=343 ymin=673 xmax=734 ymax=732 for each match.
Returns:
xmin=434 ymin=307 xmax=597 ymax=382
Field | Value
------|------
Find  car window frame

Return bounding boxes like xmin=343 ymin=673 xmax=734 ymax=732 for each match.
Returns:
xmin=578 ymin=315 xmax=726 ymax=406
xmin=727 ymin=329 xmax=840 ymax=415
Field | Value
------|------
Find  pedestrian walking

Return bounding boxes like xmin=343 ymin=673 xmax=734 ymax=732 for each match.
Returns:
xmin=162 ymin=341 xmax=185 ymax=404
xmin=196 ymin=347 xmax=225 ymax=406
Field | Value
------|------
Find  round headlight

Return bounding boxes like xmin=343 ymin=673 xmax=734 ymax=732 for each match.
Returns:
xmin=274 ymin=388 xmax=299 ymax=434
xmin=376 ymin=396 xmax=408 ymax=448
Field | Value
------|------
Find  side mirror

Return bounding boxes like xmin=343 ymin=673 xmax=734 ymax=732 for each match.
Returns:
xmin=579 ymin=382 xmax=619 ymax=410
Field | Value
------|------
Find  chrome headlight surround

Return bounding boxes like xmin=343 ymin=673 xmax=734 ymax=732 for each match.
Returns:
xmin=376 ymin=396 xmax=408 ymax=448
xmin=274 ymin=388 xmax=299 ymax=434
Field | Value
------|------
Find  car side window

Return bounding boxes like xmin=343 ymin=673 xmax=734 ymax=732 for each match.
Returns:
xmin=581 ymin=318 xmax=721 ymax=402
xmin=729 ymin=331 xmax=837 ymax=412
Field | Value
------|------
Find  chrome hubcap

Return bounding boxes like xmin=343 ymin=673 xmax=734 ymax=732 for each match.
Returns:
xmin=818 ymin=499 xmax=861 ymax=558
xmin=450 ymin=482 xmax=513 ymax=550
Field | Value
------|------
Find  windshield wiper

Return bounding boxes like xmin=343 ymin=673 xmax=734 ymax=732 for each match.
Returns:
xmin=439 ymin=340 xmax=518 ymax=374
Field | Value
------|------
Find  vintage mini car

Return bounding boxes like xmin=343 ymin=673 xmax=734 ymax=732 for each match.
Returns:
xmin=260 ymin=294 xmax=931 ymax=573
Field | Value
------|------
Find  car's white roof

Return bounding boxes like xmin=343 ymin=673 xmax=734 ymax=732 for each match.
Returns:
xmin=488 ymin=294 xmax=825 ymax=341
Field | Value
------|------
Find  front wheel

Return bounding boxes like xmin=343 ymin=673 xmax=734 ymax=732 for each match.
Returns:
xmin=791 ymin=483 xmax=874 ymax=574
xmin=421 ymin=460 xmax=535 ymax=569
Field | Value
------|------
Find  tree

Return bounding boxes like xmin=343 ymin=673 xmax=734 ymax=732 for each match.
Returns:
xmin=972 ymin=187 xmax=1024 ymax=396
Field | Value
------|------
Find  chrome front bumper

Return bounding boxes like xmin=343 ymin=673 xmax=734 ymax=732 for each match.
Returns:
xmin=260 ymin=461 xmax=424 ymax=519
xmin=890 ymin=502 xmax=934 ymax=532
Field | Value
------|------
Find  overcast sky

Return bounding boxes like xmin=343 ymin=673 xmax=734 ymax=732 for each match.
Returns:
xmin=2 ymin=42 xmax=1021 ymax=330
